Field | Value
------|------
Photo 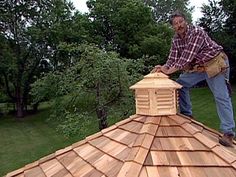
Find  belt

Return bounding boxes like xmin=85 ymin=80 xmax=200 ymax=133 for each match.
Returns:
xmin=192 ymin=65 xmax=206 ymax=72
xmin=185 ymin=52 xmax=227 ymax=73
xmin=185 ymin=65 xmax=206 ymax=73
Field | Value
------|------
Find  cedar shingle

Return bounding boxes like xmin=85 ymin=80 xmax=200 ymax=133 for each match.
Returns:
xmin=145 ymin=116 xmax=161 ymax=125
xmin=212 ymin=146 xmax=236 ymax=163
xmin=132 ymin=147 xmax=149 ymax=164
xmin=141 ymin=134 xmax=154 ymax=149
xmin=104 ymin=128 xmax=138 ymax=146
xmin=159 ymin=116 xmax=179 ymax=126
xmin=181 ymin=123 xmax=202 ymax=135
xmin=117 ymin=162 xmax=142 ymax=177
xmin=169 ymin=115 xmax=191 ymax=125
xmin=92 ymin=154 xmax=123 ymax=176
xmin=40 ymin=159 xmax=65 ymax=177
xmin=145 ymin=167 xmax=181 ymax=177
xmin=57 ymin=151 xmax=78 ymax=167
xmin=140 ymin=123 xmax=158 ymax=136
xmin=119 ymin=121 xmax=144 ymax=133
xmin=65 ymin=156 xmax=94 ymax=176
xmin=194 ymin=133 xmax=218 ymax=149
xmin=24 ymin=166 xmax=46 ymax=177
xmin=151 ymin=137 xmax=208 ymax=151
xmin=139 ymin=167 xmax=148 ymax=177
xmin=156 ymin=126 xmax=191 ymax=137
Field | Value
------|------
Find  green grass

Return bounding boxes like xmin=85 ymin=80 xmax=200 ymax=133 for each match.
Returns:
xmin=0 ymin=86 xmax=235 ymax=176
xmin=0 ymin=106 xmax=99 ymax=176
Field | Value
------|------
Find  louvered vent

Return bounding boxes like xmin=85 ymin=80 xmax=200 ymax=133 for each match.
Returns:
xmin=136 ymin=90 xmax=150 ymax=109
xmin=156 ymin=89 xmax=175 ymax=115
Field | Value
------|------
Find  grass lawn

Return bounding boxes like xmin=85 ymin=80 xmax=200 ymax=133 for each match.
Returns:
xmin=0 ymin=106 xmax=99 ymax=176
xmin=0 ymin=85 xmax=235 ymax=176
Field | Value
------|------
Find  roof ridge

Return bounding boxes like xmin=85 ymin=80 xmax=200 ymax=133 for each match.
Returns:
xmin=115 ymin=116 xmax=161 ymax=177
xmin=176 ymin=113 xmax=236 ymax=145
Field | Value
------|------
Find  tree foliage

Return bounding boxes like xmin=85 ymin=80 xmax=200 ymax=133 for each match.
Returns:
xmin=0 ymin=0 xmax=85 ymax=117
xmin=87 ymin=0 xmax=155 ymax=58
xmin=198 ymin=0 xmax=225 ymax=34
xmin=222 ymin=0 xmax=236 ymax=36
xmin=198 ymin=0 xmax=236 ymax=82
xmin=143 ymin=0 xmax=193 ymax=23
xmin=31 ymin=44 xmax=143 ymax=134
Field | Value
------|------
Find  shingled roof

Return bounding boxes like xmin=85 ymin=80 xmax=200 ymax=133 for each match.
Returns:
xmin=6 ymin=74 xmax=236 ymax=177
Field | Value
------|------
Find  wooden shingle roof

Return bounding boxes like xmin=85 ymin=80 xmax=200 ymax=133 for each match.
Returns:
xmin=6 ymin=73 xmax=236 ymax=176
xmin=6 ymin=114 xmax=236 ymax=177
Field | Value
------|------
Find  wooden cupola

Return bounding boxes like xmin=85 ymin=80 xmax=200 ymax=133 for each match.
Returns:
xmin=130 ymin=72 xmax=182 ymax=116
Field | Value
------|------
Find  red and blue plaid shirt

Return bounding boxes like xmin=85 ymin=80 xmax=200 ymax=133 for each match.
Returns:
xmin=165 ymin=25 xmax=223 ymax=70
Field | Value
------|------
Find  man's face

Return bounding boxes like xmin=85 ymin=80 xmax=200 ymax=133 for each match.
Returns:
xmin=172 ymin=16 xmax=187 ymax=37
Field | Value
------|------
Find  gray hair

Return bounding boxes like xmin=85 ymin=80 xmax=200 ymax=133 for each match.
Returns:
xmin=169 ymin=11 xmax=186 ymax=25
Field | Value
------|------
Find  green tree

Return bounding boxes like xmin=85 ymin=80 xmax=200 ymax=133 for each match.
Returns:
xmin=221 ymin=0 xmax=236 ymax=81
xmin=144 ymin=0 xmax=193 ymax=23
xmin=140 ymin=23 xmax=173 ymax=68
xmin=0 ymin=0 xmax=75 ymax=117
xmin=222 ymin=0 xmax=236 ymax=37
xmin=87 ymin=0 xmax=157 ymax=59
xmin=198 ymin=0 xmax=225 ymax=34
xmin=86 ymin=0 xmax=190 ymax=70
xmin=31 ymin=44 xmax=143 ymax=134
xmin=198 ymin=0 xmax=236 ymax=82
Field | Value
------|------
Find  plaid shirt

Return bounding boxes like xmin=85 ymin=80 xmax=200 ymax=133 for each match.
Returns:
xmin=165 ymin=25 xmax=223 ymax=70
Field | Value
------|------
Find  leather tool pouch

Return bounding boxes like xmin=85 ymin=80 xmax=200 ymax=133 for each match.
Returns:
xmin=204 ymin=52 xmax=227 ymax=78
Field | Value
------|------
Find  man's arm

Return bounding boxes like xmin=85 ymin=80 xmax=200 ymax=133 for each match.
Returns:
xmin=151 ymin=40 xmax=179 ymax=74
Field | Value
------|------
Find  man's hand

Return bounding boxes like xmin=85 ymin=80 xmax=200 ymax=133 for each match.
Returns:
xmin=164 ymin=67 xmax=178 ymax=74
xmin=151 ymin=65 xmax=162 ymax=73
xmin=151 ymin=65 xmax=178 ymax=75
xmin=160 ymin=66 xmax=169 ymax=74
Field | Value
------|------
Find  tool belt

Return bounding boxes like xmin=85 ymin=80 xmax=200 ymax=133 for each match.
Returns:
xmin=186 ymin=52 xmax=228 ymax=78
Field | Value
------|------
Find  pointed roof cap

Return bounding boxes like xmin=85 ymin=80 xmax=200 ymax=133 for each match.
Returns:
xmin=130 ymin=72 xmax=182 ymax=89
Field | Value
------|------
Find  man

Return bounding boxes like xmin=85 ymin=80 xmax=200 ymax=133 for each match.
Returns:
xmin=152 ymin=11 xmax=235 ymax=147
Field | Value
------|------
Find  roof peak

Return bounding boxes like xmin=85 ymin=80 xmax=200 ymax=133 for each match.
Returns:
xmin=130 ymin=72 xmax=182 ymax=89
xmin=144 ymin=72 xmax=169 ymax=79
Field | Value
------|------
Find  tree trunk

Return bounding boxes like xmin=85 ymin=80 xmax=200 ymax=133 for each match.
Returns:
xmin=32 ymin=102 xmax=39 ymax=113
xmin=95 ymin=82 xmax=108 ymax=130
xmin=15 ymin=87 xmax=24 ymax=118
xmin=96 ymin=106 xmax=108 ymax=130
xmin=16 ymin=102 xmax=24 ymax=118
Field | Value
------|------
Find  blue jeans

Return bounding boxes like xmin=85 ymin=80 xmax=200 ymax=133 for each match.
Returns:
xmin=176 ymin=61 xmax=235 ymax=136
